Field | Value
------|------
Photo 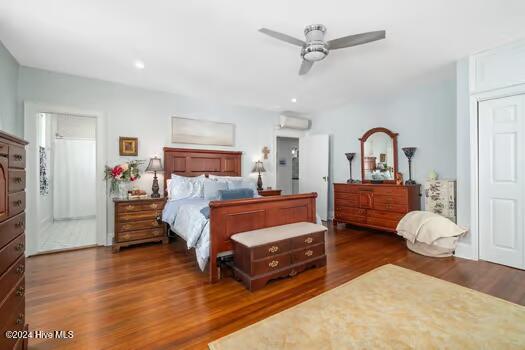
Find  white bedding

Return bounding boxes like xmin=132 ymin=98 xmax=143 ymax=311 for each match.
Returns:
xmin=162 ymin=198 xmax=211 ymax=271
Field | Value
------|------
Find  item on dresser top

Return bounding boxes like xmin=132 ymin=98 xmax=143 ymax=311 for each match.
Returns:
xmin=251 ymin=160 xmax=266 ymax=191
xmin=345 ymin=152 xmax=357 ymax=183
xmin=145 ymin=156 xmax=163 ymax=198
xmin=424 ymin=180 xmax=456 ymax=222
xmin=360 ymin=127 xmax=398 ymax=183
xmin=402 ymin=147 xmax=417 ymax=185
xmin=128 ymin=189 xmax=148 ymax=200
xmin=0 ymin=131 xmax=28 ymax=350
xmin=113 ymin=197 xmax=167 ymax=252
xmin=231 ymin=222 xmax=327 ymax=291
xmin=104 ymin=160 xmax=143 ymax=195
xmin=396 ymin=211 xmax=467 ymax=257
xmin=395 ymin=172 xmax=404 ymax=185
xmin=333 ymin=183 xmax=421 ymax=232
xmin=427 ymin=169 xmax=439 ymax=181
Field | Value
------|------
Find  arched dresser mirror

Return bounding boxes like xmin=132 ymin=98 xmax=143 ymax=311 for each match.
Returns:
xmin=359 ymin=127 xmax=398 ymax=183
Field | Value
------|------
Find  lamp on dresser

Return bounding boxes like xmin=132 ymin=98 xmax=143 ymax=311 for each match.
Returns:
xmin=145 ymin=156 xmax=163 ymax=198
xmin=345 ymin=152 xmax=357 ymax=183
xmin=252 ymin=160 xmax=266 ymax=191
xmin=402 ymin=147 xmax=417 ymax=185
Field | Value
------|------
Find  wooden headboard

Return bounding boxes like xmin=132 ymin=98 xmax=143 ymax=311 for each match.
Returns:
xmin=163 ymin=147 xmax=242 ymax=194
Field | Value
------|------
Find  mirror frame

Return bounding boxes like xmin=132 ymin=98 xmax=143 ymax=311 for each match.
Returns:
xmin=359 ymin=127 xmax=399 ymax=183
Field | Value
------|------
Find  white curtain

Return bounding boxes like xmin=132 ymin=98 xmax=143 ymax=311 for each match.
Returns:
xmin=53 ymin=139 xmax=96 ymax=220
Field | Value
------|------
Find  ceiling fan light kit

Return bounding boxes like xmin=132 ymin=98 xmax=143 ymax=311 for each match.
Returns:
xmin=259 ymin=24 xmax=386 ymax=75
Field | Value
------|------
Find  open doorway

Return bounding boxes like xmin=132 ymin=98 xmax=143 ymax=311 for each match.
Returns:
xmin=36 ymin=113 xmax=97 ymax=252
xmin=276 ymin=137 xmax=299 ymax=195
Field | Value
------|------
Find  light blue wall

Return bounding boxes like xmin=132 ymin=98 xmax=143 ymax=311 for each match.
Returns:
xmin=0 ymin=41 xmax=20 ymax=136
xmin=310 ymin=64 xmax=457 ymax=215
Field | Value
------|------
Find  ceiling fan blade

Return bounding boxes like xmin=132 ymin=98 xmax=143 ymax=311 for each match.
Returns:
xmin=327 ymin=30 xmax=386 ymax=50
xmin=299 ymin=60 xmax=314 ymax=75
xmin=259 ymin=28 xmax=306 ymax=47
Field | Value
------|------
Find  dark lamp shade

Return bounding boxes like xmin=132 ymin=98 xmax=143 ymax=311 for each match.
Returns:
xmin=145 ymin=157 xmax=163 ymax=172
xmin=251 ymin=160 xmax=266 ymax=173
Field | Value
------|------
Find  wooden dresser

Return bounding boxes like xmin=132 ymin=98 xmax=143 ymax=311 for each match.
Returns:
xmin=113 ymin=197 xmax=167 ymax=252
xmin=334 ymin=183 xmax=421 ymax=232
xmin=0 ymin=131 xmax=28 ymax=350
xmin=231 ymin=222 xmax=327 ymax=291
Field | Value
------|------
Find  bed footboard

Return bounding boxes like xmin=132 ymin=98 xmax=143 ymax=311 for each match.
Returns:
xmin=208 ymin=192 xmax=317 ymax=283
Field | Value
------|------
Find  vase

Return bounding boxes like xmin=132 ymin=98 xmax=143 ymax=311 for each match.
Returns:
xmin=116 ymin=182 xmax=130 ymax=199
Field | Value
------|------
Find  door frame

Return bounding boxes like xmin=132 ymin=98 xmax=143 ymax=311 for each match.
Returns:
xmin=470 ymin=84 xmax=525 ymax=262
xmin=272 ymin=127 xmax=307 ymax=189
xmin=24 ymin=102 xmax=107 ymax=255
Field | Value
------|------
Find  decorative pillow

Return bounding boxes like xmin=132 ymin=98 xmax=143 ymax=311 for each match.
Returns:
xmin=168 ymin=175 xmax=204 ymax=200
xmin=208 ymin=175 xmax=243 ymax=181
xmin=217 ymin=188 xmax=254 ymax=201
xmin=203 ymin=180 xmax=229 ymax=200
xmin=227 ymin=179 xmax=258 ymax=193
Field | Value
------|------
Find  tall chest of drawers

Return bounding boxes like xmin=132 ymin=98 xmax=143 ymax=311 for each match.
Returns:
xmin=334 ymin=183 xmax=421 ymax=232
xmin=113 ymin=197 xmax=167 ymax=252
xmin=0 ymin=131 xmax=28 ymax=350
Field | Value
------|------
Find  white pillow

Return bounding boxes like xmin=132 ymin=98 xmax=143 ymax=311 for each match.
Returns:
xmin=168 ymin=175 xmax=204 ymax=200
xmin=203 ymin=180 xmax=229 ymax=200
xmin=227 ymin=179 xmax=258 ymax=193
xmin=208 ymin=175 xmax=243 ymax=181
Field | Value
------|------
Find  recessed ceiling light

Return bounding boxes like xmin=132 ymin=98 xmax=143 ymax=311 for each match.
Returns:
xmin=291 ymin=98 xmax=297 ymax=103
xmin=134 ymin=60 xmax=145 ymax=70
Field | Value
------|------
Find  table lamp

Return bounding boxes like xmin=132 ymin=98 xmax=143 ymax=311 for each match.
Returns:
xmin=252 ymin=161 xmax=266 ymax=191
xmin=145 ymin=156 xmax=163 ymax=198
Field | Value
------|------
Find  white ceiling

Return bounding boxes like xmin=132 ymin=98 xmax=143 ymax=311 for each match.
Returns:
xmin=1 ymin=0 xmax=525 ymax=113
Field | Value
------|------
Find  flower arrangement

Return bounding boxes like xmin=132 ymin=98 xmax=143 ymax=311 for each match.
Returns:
xmin=104 ymin=160 xmax=144 ymax=194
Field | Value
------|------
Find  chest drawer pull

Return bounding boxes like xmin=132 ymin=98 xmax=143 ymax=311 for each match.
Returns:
xmin=13 ymin=154 xmax=23 ymax=161
xmin=14 ymin=177 xmax=22 ymax=183
xmin=305 ymin=249 xmax=313 ymax=257
xmin=289 ymin=269 xmax=298 ymax=277
xmin=304 ymin=237 xmax=313 ymax=244
xmin=15 ymin=242 xmax=25 ymax=251
xmin=16 ymin=286 xmax=25 ymax=296
xmin=16 ymin=313 xmax=24 ymax=325
xmin=268 ymin=246 xmax=279 ymax=253
xmin=150 ymin=203 xmax=159 ymax=209
xmin=122 ymin=224 xmax=132 ymax=230
xmin=13 ymin=199 xmax=22 ymax=207
xmin=268 ymin=260 xmax=279 ymax=268
xmin=122 ymin=233 xmax=130 ymax=240
xmin=15 ymin=220 xmax=24 ymax=228
xmin=16 ymin=264 xmax=25 ymax=274
xmin=126 ymin=205 xmax=135 ymax=210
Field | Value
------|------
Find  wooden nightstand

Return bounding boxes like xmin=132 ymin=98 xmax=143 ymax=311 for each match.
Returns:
xmin=113 ymin=197 xmax=167 ymax=252
xmin=258 ymin=189 xmax=282 ymax=197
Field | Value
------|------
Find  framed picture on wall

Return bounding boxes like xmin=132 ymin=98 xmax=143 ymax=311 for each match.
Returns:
xmin=119 ymin=137 xmax=138 ymax=156
xmin=171 ymin=116 xmax=235 ymax=146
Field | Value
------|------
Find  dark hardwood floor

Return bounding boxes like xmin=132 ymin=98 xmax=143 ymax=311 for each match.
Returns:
xmin=26 ymin=223 xmax=525 ymax=349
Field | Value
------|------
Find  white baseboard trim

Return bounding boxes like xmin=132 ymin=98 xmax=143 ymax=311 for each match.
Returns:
xmin=454 ymin=241 xmax=475 ymax=260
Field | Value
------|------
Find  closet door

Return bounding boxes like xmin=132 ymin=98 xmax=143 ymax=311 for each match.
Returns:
xmin=479 ymin=94 xmax=525 ymax=269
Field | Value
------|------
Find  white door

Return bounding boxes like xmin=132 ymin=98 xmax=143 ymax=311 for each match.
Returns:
xmin=299 ymin=134 xmax=329 ymax=220
xmin=479 ymin=94 xmax=525 ymax=269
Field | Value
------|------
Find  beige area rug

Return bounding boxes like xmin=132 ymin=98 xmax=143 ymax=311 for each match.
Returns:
xmin=209 ymin=264 xmax=525 ymax=350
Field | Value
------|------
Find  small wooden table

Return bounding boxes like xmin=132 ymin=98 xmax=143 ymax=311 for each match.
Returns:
xmin=113 ymin=197 xmax=167 ymax=252
xmin=258 ymin=189 xmax=282 ymax=196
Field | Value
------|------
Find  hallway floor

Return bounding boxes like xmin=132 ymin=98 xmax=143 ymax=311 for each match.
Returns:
xmin=39 ymin=217 xmax=97 ymax=252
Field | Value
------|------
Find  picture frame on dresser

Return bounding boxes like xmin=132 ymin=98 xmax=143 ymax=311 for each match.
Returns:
xmin=0 ymin=131 xmax=29 ymax=350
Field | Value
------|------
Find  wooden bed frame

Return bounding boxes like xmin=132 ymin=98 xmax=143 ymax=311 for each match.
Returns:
xmin=163 ymin=147 xmax=317 ymax=283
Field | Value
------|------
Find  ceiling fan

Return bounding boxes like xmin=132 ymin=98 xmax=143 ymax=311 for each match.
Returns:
xmin=259 ymin=24 xmax=386 ymax=75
